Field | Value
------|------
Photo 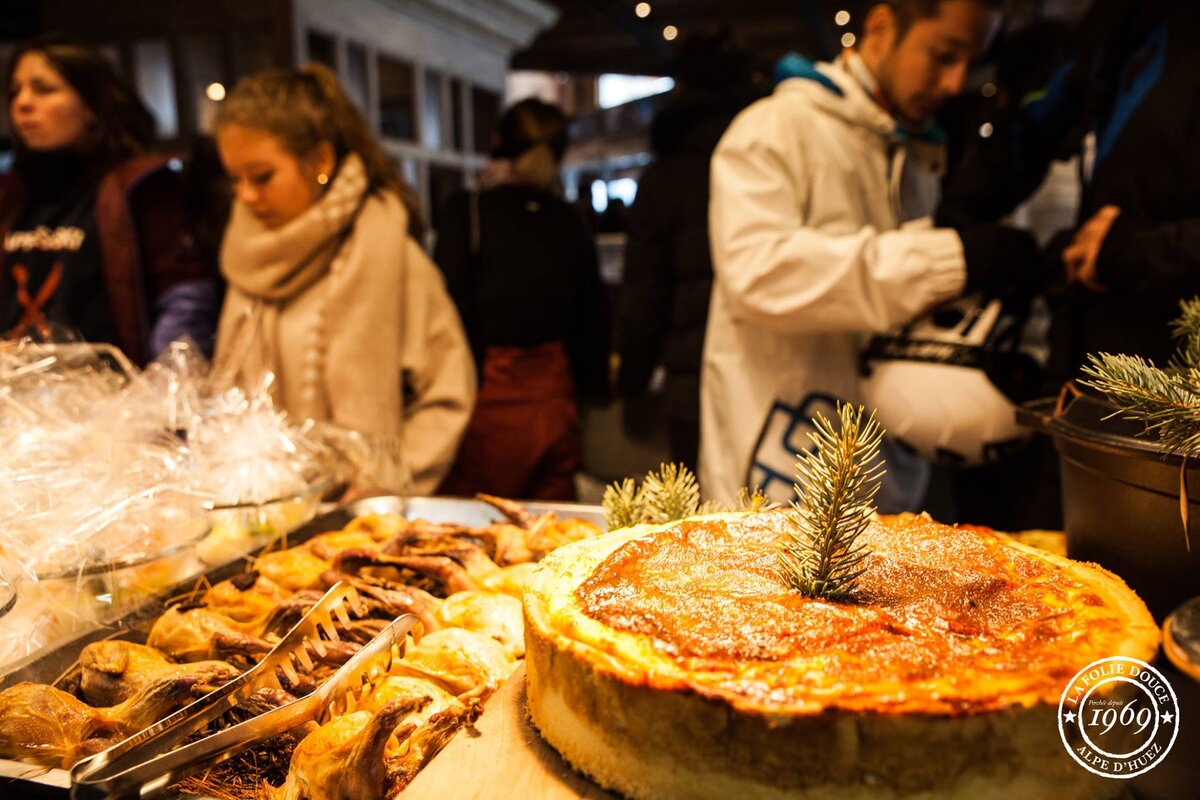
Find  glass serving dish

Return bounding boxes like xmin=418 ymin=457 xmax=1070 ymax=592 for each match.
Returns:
xmin=198 ymin=470 xmax=335 ymax=565
xmin=0 ymin=509 xmax=210 ymax=673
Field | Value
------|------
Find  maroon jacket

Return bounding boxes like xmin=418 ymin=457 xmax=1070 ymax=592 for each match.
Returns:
xmin=0 ymin=154 xmax=216 ymax=365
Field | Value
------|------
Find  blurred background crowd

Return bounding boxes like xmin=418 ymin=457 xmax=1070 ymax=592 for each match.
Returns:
xmin=2 ymin=0 xmax=1196 ymax=531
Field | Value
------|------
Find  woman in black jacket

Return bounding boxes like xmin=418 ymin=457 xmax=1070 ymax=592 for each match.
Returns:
xmin=0 ymin=35 xmax=217 ymax=363
xmin=435 ymin=99 xmax=609 ymax=500
xmin=617 ymin=31 xmax=757 ymax=472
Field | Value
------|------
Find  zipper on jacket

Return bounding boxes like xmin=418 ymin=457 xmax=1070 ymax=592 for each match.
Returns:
xmin=885 ymin=141 xmax=905 ymax=223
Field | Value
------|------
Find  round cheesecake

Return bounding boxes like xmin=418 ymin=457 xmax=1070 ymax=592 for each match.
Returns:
xmin=523 ymin=512 xmax=1159 ymax=800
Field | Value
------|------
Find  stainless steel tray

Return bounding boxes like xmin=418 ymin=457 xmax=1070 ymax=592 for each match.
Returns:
xmin=0 ymin=496 xmax=603 ymax=798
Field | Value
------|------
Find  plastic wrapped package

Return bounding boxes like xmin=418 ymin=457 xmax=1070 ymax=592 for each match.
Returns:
xmin=193 ymin=387 xmax=335 ymax=562
xmin=131 ymin=341 xmax=339 ymax=562
xmin=195 ymin=414 xmax=423 ymax=563
xmin=0 ymin=454 xmax=209 ymax=671
xmin=109 ymin=337 xmax=208 ymax=443
xmin=0 ymin=341 xmax=133 ymax=468
xmin=0 ymin=496 xmax=209 ymax=671
xmin=0 ymin=342 xmax=210 ymax=670
xmin=0 ymin=335 xmax=405 ymax=663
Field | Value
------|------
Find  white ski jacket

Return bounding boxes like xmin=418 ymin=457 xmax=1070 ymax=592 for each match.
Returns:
xmin=700 ymin=56 xmax=967 ymax=504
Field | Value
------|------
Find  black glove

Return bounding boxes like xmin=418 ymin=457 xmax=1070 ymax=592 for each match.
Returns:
xmin=957 ymin=224 xmax=1043 ymax=301
xmin=1039 ymin=227 xmax=1076 ymax=300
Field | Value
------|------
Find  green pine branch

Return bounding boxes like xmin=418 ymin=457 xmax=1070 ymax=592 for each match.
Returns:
xmin=1078 ymin=299 xmax=1200 ymax=456
xmin=1079 ymin=351 xmax=1200 ymax=455
xmin=603 ymin=463 xmax=703 ymax=530
xmin=602 ymin=477 xmax=647 ymax=531
xmin=735 ymin=486 xmax=778 ymax=514
xmin=1169 ymin=296 xmax=1200 ymax=372
xmin=641 ymin=463 xmax=702 ymax=524
xmin=778 ymin=403 xmax=885 ymax=601
xmin=601 ymin=465 xmax=779 ymax=531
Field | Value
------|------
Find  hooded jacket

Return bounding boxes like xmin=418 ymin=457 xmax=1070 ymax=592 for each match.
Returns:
xmin=701 ymin=55 xmax=967 ymax=503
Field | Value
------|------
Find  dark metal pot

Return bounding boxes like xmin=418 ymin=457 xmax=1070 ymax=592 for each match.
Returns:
xmin=1018 ymin=394 xmax=1200 ymax=621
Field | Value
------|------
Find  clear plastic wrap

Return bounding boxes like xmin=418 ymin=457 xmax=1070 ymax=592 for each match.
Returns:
xmin=0 ymin=335 xmax=406 ymax=668
xmin=299 ymin=420 xmax=411 ymax=497
xmin=0 ymin=340 xmax=134 ymax=459
xmin=136 ymin=340 xmax=339 ymax=562
xmin=0 ymin=342 xmax=210 ymax=669
xmin=193 ymin=387 xmax=336 ymax=563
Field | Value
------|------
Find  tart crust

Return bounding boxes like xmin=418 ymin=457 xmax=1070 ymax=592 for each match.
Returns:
xmin=523 ymin=512 xmax=1159 ymax=800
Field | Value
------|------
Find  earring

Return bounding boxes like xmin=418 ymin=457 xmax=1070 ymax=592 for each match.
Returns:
xmin=317 ymin=173 xmax=329 ymax=186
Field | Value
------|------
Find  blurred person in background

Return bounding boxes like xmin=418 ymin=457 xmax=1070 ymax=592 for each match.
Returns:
xmin=213 ymin=64 xmax=475 ymax=495
xmin=618 ymin=29 xmax=759 ymax=473
xmin=702 ymin=0 xmax=1030 ymax=507
xmin=435 ymin=98 xmax=610 ymax=500
xmin=920 ymin=19 xmax=1076 ymax=532
xmin=933 ymin=0 xmax=1200 ymax=531
xmin=0 ymin=34 xmax=218 ymax=364
xmin=939 ymin=0 xmax=1200 ymax=383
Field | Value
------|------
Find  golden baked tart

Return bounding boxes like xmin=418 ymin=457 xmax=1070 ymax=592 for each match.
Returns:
xmin=524 ymin=512 xmax=1159 ymax=800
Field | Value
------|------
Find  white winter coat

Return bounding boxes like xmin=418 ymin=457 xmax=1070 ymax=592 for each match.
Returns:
xmin=700 ymin=57 xmax=967 ymax=503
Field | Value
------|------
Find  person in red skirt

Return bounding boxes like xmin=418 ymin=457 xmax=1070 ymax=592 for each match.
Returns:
xmin=435 ymin=99 xmax=610 ymax=500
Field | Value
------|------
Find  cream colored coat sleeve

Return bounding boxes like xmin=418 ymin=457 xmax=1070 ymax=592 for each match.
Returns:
xmin=708 ymin=105 xmax=966 ymax=336
xmin=400 ymin=239 xmax=477 ymax=494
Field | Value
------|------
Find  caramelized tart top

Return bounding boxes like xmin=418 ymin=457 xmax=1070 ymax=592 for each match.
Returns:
xmin=539 ymin=513 xmax=1158 ymax=716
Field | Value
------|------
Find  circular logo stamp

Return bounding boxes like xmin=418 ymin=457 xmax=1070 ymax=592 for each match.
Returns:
xmin=1058 ymin=657 xmax=1180 ymax=779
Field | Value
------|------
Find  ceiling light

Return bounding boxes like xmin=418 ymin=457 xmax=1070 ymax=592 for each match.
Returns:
xmin=841 ymin=32 xmax=856 ymax=48
xmin=636 ymin=2 xmax=651 ymax=18
xmin=663 ymin=25 xmax=678 ymax=41
xmin=835 ymin=10 xmax=851 ymax=26
xmin=205 ymin=82 xmax=226 ymax=102
xmin=979 ymin=122 xmax=994 ymax=138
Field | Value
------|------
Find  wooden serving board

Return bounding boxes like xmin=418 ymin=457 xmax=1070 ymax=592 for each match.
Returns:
xmin=403 ymin=664 xmax=619 ymax=799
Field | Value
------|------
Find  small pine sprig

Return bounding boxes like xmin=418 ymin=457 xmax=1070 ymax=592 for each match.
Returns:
xmin=778 ymin=403 xmax=885 ymax=601
xmin=735 ymin=486 xmax=778 ymax=514
xmin=1079 ymin=351 xmax=1200 ymax=455
xmin=602 ymin=463 xmax=779 ymax=531
xmin=640 ymin=462 xmax=702 ymax=524
xmin=1169 ymin=297 xmax=1200 ymax=371
xmin=602 ymin=463 xmax=706 ymax=530
xmin=603 ymin=477 xmax=647 ymax=531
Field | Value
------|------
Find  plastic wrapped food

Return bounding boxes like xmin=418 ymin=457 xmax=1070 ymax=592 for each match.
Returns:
xmin=0 ymin=451 xmax=209 ymax=671
xmin=0 ymin=334 xmax=407 ymax=667
xmin=128 ymin=341 xmax=338 ymax=560
xmin=0 ymin=342 xmax=208 ymax=669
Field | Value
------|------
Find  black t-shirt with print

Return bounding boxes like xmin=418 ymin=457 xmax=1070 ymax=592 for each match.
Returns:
xmin=1 ymin=151 xmax=116 ymax=344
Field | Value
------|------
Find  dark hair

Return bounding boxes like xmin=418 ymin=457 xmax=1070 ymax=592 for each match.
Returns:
xmin=492 ymin=98 xmax=568 ymax=162
xmin=216 ymin=63 xmax=424 ymax=236
xmin=5 ymin=34 xmax=155 ymax=168
xmin=674 ymin=27 xmax=752 ymax=93
xmin=881 ymin=0 xmax=1005 ymax=36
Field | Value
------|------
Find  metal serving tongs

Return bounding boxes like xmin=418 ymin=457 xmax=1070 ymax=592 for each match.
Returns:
xmin=69 ymin=581 xmax=422 ymax=800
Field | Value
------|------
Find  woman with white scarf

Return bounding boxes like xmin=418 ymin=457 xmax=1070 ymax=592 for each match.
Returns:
xmin=213 ymin=65 xmax=475 ymax=495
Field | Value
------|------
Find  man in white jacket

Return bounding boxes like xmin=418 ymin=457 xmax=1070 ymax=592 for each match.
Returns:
xmin=703 ymin=0 xmax=1031 ymax=507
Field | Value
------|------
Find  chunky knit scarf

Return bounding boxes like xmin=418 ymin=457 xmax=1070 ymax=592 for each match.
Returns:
xmin=216 ymin=153 xmax=406 ymax=439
